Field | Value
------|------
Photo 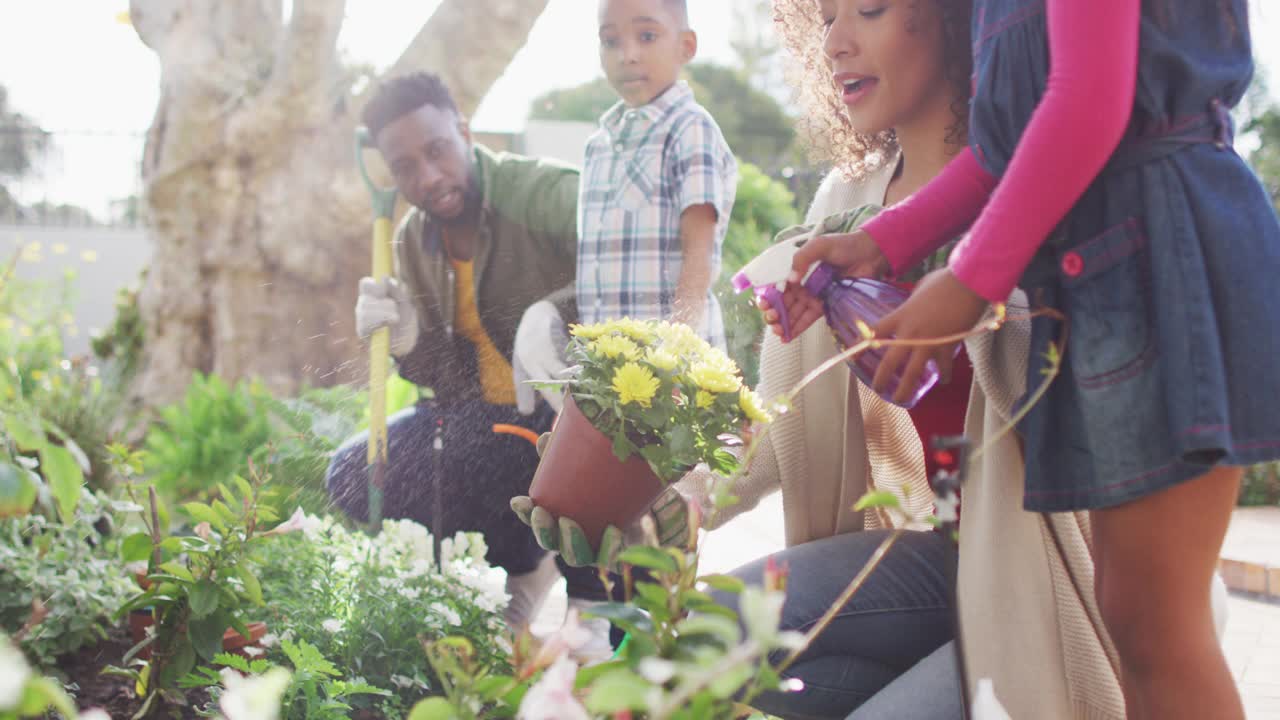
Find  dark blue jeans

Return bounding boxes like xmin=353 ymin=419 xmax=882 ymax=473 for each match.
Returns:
xmin=715 ymin=530 xmax=962 ymax=720
xmin=325 ymin=398 xmax=613 ymax=602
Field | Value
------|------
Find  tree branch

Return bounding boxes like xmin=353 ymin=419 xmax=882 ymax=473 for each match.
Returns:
xmin=268 ymin=0 xmax=345 ymax=99
xmin=364 ymin=0 xmax=553 ymax=117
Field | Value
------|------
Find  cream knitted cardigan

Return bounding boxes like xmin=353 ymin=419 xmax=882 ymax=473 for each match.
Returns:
xmin=680 ymin=162 xmax=934 ymax=545
xmin=682 ymin=167 xmax=1125 ymax=719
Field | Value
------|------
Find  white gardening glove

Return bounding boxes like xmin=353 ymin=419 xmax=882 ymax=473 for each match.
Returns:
xmin=512 ymin=300 xmax=570 ymax=415
xmin=355 ymin=277 xmax=420 ymax=357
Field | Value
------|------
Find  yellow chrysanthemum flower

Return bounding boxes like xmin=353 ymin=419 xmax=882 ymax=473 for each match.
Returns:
xmin=645 ymin=348 xmax=679 ymax=372
xmin=612 ymin=317 xmax=656 ymax=343
xmin=612 ymin=362 xmax=661 ymax=407
xmin=688 ymin=360 xmax=741 ymax=394
xmin=739 ymin=387 xmax=772 ymax=424
xmin=695 ymin=390 xmax=716 ymax=409
xmin=591 ymin=334 xmax=641 ymax=360
xmin=570 ymin=322 xmax=613 ymax=340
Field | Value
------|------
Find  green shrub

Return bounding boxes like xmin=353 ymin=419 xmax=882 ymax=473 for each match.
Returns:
xmin=143 ymin=373 xmax=274 ymax=501
xmin=0 ymin=491 xmax=136 ymax=672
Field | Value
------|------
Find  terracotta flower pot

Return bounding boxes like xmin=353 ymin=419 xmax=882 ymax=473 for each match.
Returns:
xmin=128 ymin=610 xmax=268 ymax=660
xmin=528 ymin=395 xmax=665 ymax=548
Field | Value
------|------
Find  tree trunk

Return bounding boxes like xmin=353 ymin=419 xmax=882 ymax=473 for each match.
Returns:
xmin=130 ymin=0 xmax=551 ymax=405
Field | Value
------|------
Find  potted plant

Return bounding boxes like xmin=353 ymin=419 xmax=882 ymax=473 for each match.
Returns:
xmin=528 ymin=318 xmax=770 ymax=546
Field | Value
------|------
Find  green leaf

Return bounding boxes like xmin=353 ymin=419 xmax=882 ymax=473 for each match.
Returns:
xmin=698 ymin=574 xmax=746 ymax=595
xmin=675 ymin=615 xmax=741 ymax=648
xmin=572 ymin=659 xmax=627 ymax=688
xmin=617 ymin=545 xmax=679 ymax=574
xmin=585 ymin=668 xmax=651 ymax=712
xmin=212 ymin=499 xmax=238 ymax=525
xmin=214 ymin=653 xmax=251 ymax=672
xmin=232 ymin=474 xmax=254 ymax=503
xmin=580 ymin=602 xmax=655 ymax=636
xmin=158 ymin=635 xmax=198 ymax=688
xmin=708 ymin=447 xmax=739 ymax=476
xmin=189 ymin=579 xmax=220 ymax=618
xmin=188 ymin=611 xmax=228 ymax=661
xmin=474 ymin=675 xmax=516 ymax=702
xmin=0 ymin=461 xmax=37 ymax=518
xmin=708 ymin=664 xmax=753 ymax=699
xmin=668 ymin=424 xmax=695 ymax=457
xmin=236 ymin=565 xmax=264 ymax=606
xmin=611 ymin=430 xmax=635 ymax=462
xmin=178 ymin=666 xmax=225 ymax=689
xmin=407 ymin=697 xmax=459 ymax=720
xmin=4 ymin=411 xmax=46 ymax=451
xmin=282 ymin=637 xmax=340 ymax=677
xmin=39 ymin=444 xmax=82 ymax=521
xmin=633 ymin=581 xmax=670 ymax=610
xmin=158 ymin=562 xmax=194 ymax=583
xmin=853 ymin=490 xmax=902 ymax=513
xmin=121 ymin=532 xmax=154 ymax=563
xmin=182 ymin=502 xmax=225 ymax=530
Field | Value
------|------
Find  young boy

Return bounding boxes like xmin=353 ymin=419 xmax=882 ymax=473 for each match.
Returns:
xmin=578 ymin=0 xmax=738 ymax=346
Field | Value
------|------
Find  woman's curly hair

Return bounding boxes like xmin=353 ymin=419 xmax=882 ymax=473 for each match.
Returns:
xmin=773 ymin=0 xmax=974 ymax=181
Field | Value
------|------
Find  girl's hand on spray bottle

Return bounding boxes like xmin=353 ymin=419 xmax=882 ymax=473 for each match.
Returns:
xmin=872 ymin=268 xmax=988 ymax=404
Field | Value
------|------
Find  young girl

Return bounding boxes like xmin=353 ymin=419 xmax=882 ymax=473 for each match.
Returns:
xmin=777 ymin=2 xmax=1279 ymax=717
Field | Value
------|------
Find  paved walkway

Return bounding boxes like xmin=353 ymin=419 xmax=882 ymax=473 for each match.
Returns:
xmin=534 ymin=499 xmax=1280 ymax=717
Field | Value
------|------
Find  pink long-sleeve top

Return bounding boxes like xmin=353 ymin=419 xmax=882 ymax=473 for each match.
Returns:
xmin=863 ymin=0 xmax=1142 ymax=303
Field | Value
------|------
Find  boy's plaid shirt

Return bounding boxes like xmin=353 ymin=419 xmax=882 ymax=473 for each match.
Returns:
xmin=576 ymin=81 xmax=737 ymax=348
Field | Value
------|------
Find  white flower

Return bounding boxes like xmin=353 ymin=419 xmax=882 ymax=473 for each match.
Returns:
xmin=79 ymin=710 xmax=112 ymax=720
xmin=739 ymin=587 xmax=784 ymax=647
xmin=321 ymin=618 xmax=344 ymax=634
xmin=259 ymin=633 xmax=279 ymax=648
xmin=382 ymin=519 xmax=434 ymax=564
xmin=440 ymin=536 xmax=458 ymax=567
xmin=638 ymin=657 xmax=677 ymax=684
xmin=242 ymin=645 xmax=265 ymax=658
xmin=279 ymin=629 xmax=296 ymax=643
xmin=405 ymin=559 xmax=434 ymax=579
xmin=219 ymin=666 xmax=291 ymax=720
xmin=390 ymin=674 xmax=416 ymax=689
xmin=398 ymin=587 xmax=422 ymax=601
xmin=430 ymin=602 xmax=462 ymax=627
xmin=0 ymin=636 xmax=33 ymax=710
xmin=517 ymin=657 xmax=589 ymax=720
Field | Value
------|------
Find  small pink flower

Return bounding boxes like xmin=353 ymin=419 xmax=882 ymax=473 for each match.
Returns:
xmin=264 ymin=507 xmax=320 ymax=536
xmin=517 ymin=657 xmax=589 ymax=720
xmin=764 ymin=556 xmax=790 ymax=593
xmin=194 ymin=522 xmax=213 ymax=540
xmin=528 ymin=609 xmax=594 ymax=673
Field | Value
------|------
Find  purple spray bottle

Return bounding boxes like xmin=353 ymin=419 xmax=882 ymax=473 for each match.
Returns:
xmin=732 ymin=233 xmax=946 ymax=410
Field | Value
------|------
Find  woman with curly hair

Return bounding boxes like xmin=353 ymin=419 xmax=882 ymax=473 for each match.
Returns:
xmin=698 ymin=1 xmax=1132 ymax=718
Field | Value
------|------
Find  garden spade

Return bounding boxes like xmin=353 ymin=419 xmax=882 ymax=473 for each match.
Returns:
xmin=355 ymin=126 xmax=398 ymax=531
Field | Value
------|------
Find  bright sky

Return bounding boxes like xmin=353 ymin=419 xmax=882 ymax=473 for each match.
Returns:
xmin=0 ymin=0 xmax=1277 ymax=216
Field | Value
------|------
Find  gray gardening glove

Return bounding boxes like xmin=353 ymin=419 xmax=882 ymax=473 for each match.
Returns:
xmin=355 ymin=277 xmax=420 ymax=357
xmin=512 ymin=301 xmax=570 ymax=415
xmin=510 ymin=433 xmax=692 ymax=570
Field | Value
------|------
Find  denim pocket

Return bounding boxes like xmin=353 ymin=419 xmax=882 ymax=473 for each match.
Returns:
xmin=1059 ymin=218 xmax=1157 ymax=388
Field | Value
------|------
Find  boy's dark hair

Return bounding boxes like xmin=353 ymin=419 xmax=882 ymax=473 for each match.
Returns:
xmin=362 ymin=72 xmax=459 ymax=139
xmin=664 ymin=0 xmax=689 ymax=27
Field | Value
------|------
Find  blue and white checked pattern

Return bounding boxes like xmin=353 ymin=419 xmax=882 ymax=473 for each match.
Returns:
xmin=577 ymin=81 xmax=737 ymax=348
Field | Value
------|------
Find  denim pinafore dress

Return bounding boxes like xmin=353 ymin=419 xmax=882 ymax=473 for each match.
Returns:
xmin=969 ymin=0 xmax=1280 ymax=511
